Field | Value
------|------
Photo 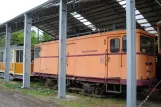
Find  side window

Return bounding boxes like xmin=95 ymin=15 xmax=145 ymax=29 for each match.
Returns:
xmin=16 ymin=50 xmax=23 ymax=63
xmin=0 ymin=52 xmax=3 ymax=62
xmin=20 ymin=50 xmax=23 ymax=62
xmin=140 ymin=35 xmax=154 ymax=55
xmin=35 ymin=47 xmax=41 ymax=58
xmin=16 ymin=50 xmax=20 ymax=62
xmin=110 ymin=38 xmax=120 ymax=53
xmin=31 ymin=50 xmax=34 ymax=62
xmin=122 ymin=36 xmax=126 ymax=52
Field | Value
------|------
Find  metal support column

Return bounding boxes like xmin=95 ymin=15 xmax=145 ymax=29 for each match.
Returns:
xmin=4 ymin=24 xmax=11 ymax=83
xmin=58 ymin=0 xmax=67 ymax=98
xmin=126 ymin=0 xmax=136 ymax=107
xmin=22 ymin=14 xmax=32 ymax=88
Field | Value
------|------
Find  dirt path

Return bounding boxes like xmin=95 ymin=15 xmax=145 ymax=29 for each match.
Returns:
xmin=0 ymin=89 xmax=59 ymax=107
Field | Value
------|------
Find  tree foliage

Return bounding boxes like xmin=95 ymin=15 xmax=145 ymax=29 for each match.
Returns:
xmin=0 ymin=30 xmax=53 ymax=47
xmin=0 ymin=36 xmax=5 ymax=47
xmin=39 ymin=32 xmax=53 ymax=42
xmin=11 ymin=30 xmax=37 ymax=46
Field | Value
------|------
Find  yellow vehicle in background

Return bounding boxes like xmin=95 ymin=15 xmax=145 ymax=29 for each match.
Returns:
xmin=0 ymin=45 xmax=34 ymax=79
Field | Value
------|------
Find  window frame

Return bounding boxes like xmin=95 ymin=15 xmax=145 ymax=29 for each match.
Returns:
xmin=16 ymin=50 xmax=20 ymax=63
xmin=0 ymin=52 xmax=3 ymax=62
xmin=122 ymin=35 xmax=126 ymax=52
xmin=16 ymin=50 xmax=23 ymax=63
xmin=31 ymin=50 xmax=34 ymax=63
xmin=35 ymin=47 xmax=41 ymax=58
xmin=140 ymin=35 xmax=154 ymax=55
xmin=110 ymin=38 xmax=120 ymax=53
xmin=19 ymin=50 xmax=23 ymax=63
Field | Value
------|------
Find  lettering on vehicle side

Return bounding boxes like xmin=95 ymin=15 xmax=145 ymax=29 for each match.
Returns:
xmin=82 ymin=50 xmax=98 ymax=53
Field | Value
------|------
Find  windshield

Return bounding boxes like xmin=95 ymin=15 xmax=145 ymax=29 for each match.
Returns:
xmin=140 ymin=35 xmax=154 ymax=55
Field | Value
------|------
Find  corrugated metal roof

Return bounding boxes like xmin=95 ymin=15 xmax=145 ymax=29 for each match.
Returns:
xmin=0 ymin=0 xmax=161 ymax=37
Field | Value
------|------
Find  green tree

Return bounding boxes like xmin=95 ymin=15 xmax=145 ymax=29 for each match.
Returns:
xmin=0 ymin=35 xmax=5 ymax=47
xmin=40 ymin=32 xmax=53 ymax=42
xmin=11 ymin=30 xmax=23 ymax=45
xmin=31 ymin=30 xmax=37 ymax=46
xmin=0 ymin=29 xmax=53 ymax=47
xmin=11 ymin=30 xmax=37 ymax=46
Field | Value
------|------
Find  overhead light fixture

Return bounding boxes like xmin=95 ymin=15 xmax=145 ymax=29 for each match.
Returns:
xmin=116 ymin=0 xmax=157 ymax=35
xmin=70 ymin=12 xmax=97 ymax=31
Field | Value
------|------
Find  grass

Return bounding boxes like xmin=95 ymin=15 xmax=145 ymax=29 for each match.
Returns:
xmin=0 ymin=78 xmax=125 ymax=107
xmin=0 ymin=78 xmax=57 ymax=98
xmin=57 ymin=95 xmax=125 ymax=107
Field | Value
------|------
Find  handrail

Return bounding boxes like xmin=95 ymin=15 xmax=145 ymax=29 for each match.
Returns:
xmin=105 ymin=49 xmax=108 ymax=66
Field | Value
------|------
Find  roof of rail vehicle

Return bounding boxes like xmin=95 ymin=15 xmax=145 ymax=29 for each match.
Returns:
xmin=34 ymin=29 xmax=155 ymax=47
xmin=103 ymin=29 xmax=155 ymax=38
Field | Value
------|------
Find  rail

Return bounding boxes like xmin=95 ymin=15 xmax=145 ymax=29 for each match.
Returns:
xmin=138 ymin=80 xmax=161 ymax=107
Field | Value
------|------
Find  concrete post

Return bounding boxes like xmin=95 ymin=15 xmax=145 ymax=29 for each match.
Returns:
xmin=126 ymin=0 xmax=136 ymax=107
xmin=4 ymin=24 xmax=11 ymax=83
xmin=22 ymin=14 xmax=32 ymax=88
xmin=58 ymin=0 xmax=67 ymax=98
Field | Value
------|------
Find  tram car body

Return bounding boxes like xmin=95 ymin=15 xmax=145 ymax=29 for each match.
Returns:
xmin=33 ymin=29 xmax=156 ymax=93
xmin=0 ymin=45 xmax=34 ymax=79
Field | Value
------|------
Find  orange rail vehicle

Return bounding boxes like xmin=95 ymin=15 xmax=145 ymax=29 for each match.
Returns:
xmin=33 ymin=29 xmax=156 ymax=94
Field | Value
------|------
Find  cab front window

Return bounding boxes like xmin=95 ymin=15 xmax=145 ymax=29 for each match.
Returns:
xmin=140 ymin=35 xmax=154 ymax=55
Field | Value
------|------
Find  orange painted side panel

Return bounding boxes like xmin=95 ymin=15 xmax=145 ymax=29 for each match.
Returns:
xmin=9 ymin=63 xmax=15 ymax=74
xmin=34 ymin=59 xmax=41 ymax=73
xmin=0 ymin=62 xmax=14 ymax=73
xmin=15 ymin=63 xmax=23 ymax=75
xmin=108 ymin=55 xmax=121 ymax=78
xmin=0 ymin=62 xmax=34 ymax=76
xmin=0 ymin=62 xmax=4 ymax=71
xmin=136 ymin=55 xmax=156 ymax=80
xmin=38 ymin=43 xmax=58 ymax=75
xmin=66 ymin=40 xmax=76 ymax=76
xmin=120 ymin=33 xmax=155 ymax=80
xmin=121 ymin=55 xmax=156 ymax=80
xmin=30 ymin=64 xmax=34 ymax=74
xmin=120 ymin=55 xmax=127 ymax=79
xmin=12 ymin=63 xmax=34 ymax=75
xmin=40 ymin=58 xmax=58 ymax=75
xmin=67 ymin=57 xmax=75 ymax=76
xmin=107 ymin=36 xmax=122 ymax=78
xmin=34 ymin=29 xmax=156 ymax=81
xmin=74 ymin=56 xmax=106 ymax=78
xmin=74 ymin=35 xmax=107 ymax=78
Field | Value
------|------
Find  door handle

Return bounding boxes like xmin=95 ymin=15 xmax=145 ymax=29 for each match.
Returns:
xmin=121 ymin=49 xmax=123 ymax=67
xmin=105 ymin=49 xmax=107 ymax=66
xmin=66 ymin=53 xmax=69 ymax=67
xmin=108 ymin=57 xmax=110 ymax=62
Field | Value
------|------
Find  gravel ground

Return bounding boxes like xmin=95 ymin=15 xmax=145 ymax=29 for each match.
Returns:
xmin=0 ymin=89 xmax=59 ymax=107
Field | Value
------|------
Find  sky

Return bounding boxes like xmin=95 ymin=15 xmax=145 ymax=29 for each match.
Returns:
xmin=0 ymin=0 xmax=48 ymax=23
